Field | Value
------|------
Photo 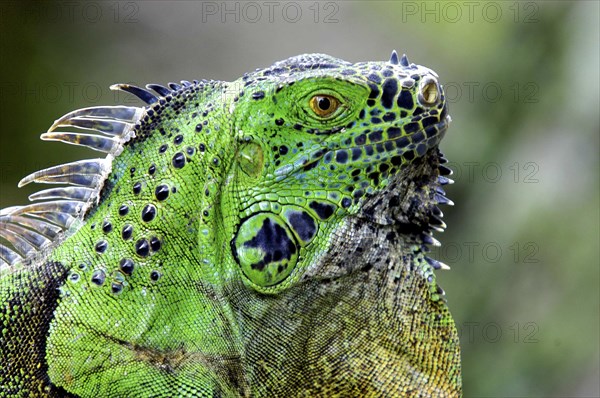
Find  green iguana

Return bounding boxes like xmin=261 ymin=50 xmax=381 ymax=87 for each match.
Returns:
xmin=0 ymin=52 xmax=461 ymax=397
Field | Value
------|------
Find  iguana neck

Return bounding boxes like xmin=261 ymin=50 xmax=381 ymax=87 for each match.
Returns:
xmin=230 ymin=186 xmax=460 ymax=396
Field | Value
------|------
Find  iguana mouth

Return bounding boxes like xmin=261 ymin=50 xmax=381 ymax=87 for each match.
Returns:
xmin=417 ymin=106 xmax=451 ymax=149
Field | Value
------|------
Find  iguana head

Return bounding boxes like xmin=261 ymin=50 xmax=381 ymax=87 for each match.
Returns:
xmin=227 ymin=52 xmax=451 ymax=292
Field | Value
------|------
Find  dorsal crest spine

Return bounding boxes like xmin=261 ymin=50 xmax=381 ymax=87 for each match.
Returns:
xmin=0 ymin=80 xmax=196 ymax=269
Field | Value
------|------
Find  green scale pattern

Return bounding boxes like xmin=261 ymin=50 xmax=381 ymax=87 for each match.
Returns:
xmin=0 ymin=53 xmax=461 ymax=397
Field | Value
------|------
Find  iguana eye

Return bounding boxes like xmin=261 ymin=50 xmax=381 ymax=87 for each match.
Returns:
xmin=418 ymin=77 xmax=439 ymax=106
xmin=309 ymin=94 xmax=340 ymax=118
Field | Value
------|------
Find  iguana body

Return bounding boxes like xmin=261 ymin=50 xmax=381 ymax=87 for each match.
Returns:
xmin=0 ymin=52 xmax=461 ymax=397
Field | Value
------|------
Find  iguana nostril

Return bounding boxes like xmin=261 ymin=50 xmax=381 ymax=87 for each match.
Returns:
xmin=418 ymin=77 xmax=440 ymax=106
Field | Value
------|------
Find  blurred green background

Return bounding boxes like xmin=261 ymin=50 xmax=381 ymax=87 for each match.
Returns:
xmin=0 ymin=1 xmax=598 ymax=396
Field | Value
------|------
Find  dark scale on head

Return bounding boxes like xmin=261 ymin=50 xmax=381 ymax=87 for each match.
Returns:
xmin=122 ymin=224 xmax=133 ymax=240
xmin=391 ymin=155 xmax=403 ymax=166
xmin=141 ymin=204 xmax=157 ymax=222
xmin=387 ymin=127 xmax=402 ymax=140
xmin=150 ymin=237 xmax=162 ymax=252
xmin=199 ymin=143 xmax=206 ymax=152
xmin=95 ymin=240 xmax=108 ymax=254
xmin=69 ymin=273 xmax=80 ymax=283
xmin=404 ymin=122 xmax=420 ymax=134
xmin=422 ymin=116 xmax=438 ymax=128
xmin=412 ymin=131 xmax=425 ymax=143
xmin=252 ymin=91 xmax=265 ymax=100
xmin=424 ymin=125 xmax=438 ymax=139
xmin=275 ymin=118 xmax=284 ymax=126
xmin=349 ymin=147 xmax=361 ymax=162
xmin=383 ymin=112 xmax=396 ymax=122
xmin=150 ymin=270 xmax=161 ymax=281
xmin=135 ymin=239 xmax=150 ymax=257
xmin=341 ymin=197 xmax=352 ymax=208
xmin=159 ymin=144 xmax=168 ymax=154
xmin=130 ymin=167 xmax=136 ymax=177
xmin=395 ymin=137 xmax=410 ymax=150
xmin=368 ymin=83 xmax=380 ymax=100
xmin=309 ymin=201 xmax=336 ymax=220
xmin=102 ymin=221 xmax=112 ymax=234
xmin=397 ymin=89 xmax=414 ymax=110
xmin=155 ymin=185 xmax=169 ymax=201
xmin=335 ymin=150 xmax=348 ymax=164
xmin=368 ymin=130 xmax=383 ymax=143
xmin=174 ymin=134 xmax=184 ymax=145
xmin=111 ymin=283 xmax=123 ymax=294
xmin=287 ymin=211 xmax=317 ymax=242
xmin=91 ymin=270 xmax=106 ymax=286
xmin=172 ymin=152 xmax=186 ymax=168
xmin=195 ymin=124 xmax=203 ymax=133
xmin=367 ymin=73 xmax=381 ymax=84
xmin=120 ymin=258 xmax=134 ymax=275
xmin=381 ymin=78 xmax=398 ymax=109
xmin=133 ymin=182 xmax=142 ymax=195
xmin=148 ymin=164 xmax=156 ymax=175
xmin=302 ymin=160 xmax=319 ymax=172
xmin=368 ymin=172 xmax=381 ymax=185
xmin=186 ymin=146 xmax=195 ymax=156
xmin=354 ymin=133 xmax=367 ymax=146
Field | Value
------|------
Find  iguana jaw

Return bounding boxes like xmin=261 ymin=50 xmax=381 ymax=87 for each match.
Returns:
xmin=356 ymin=110 xmax=452 ymax=234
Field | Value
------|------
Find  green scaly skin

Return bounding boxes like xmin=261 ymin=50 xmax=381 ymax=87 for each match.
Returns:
xmin=0 ymin=53 xmax=461 ymax=397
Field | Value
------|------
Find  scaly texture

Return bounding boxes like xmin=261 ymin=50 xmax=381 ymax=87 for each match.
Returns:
xmin=0 ymin=52 xmax=461 ymax=397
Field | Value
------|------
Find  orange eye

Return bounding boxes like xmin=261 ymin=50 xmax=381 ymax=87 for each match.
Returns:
xmin=309 ymin=95 xmax=340 ymax=118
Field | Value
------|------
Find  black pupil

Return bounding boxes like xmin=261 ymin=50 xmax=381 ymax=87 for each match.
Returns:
xmin=317 ymin=97 xmax=331 ymax=111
